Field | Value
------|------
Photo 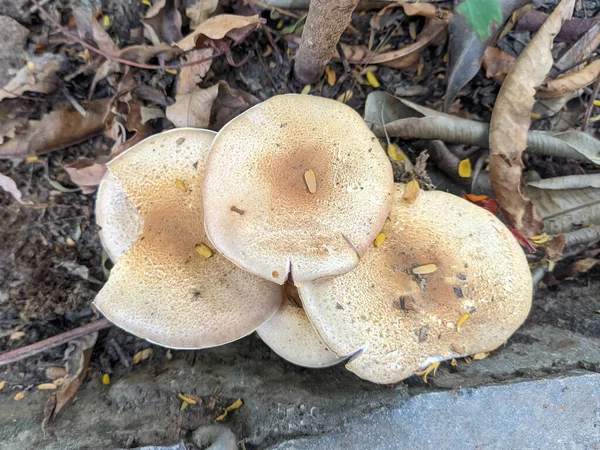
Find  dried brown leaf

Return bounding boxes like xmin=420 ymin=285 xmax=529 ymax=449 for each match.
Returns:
xmin=166 ymin=81 xmax=258 ymax=130
xmin=177 ymin=14 xmax=263 ymax=51
xmin=65 ymin=157 xmax=110 ymax=194
xmin=482 ymin=47 xmax=515 ymax=81
xmin=176 ymin=48 xmax=214 ymax=95
xmin=186 ymin=0 xmax=219 ymax=28
xmin=43 ymin=332 xmax=97 ymax=429
xmin=0 ymin=56 xmax=64 ymax=102
xmin=489 ymin=0 xmax=575 ymax=237
xmin=537 ymin=59 xmax=600 ymax=98
xmin=143 ymin=0 xmax=183 ymax=45
xmin=0 ymin=173 xmax=31 ymax=204
xmin=0 ymin=98 xmax=112 ymax=159
xmin=571 ymin=257 xmax=599 ymax=273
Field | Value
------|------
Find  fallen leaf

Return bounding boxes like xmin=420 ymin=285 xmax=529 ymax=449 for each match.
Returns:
xmin=0 ymin=173 xmax=31 ymax=204
xmin=64 ymin=157 xmax=110 ymax=194
xmin=166 ymin=81 xmax=258 ymax=130
xmin=403 ymin=179 xmax=420 ymax=202
xmin=412 ymin=264 xmax=437 ymax=275
xmin=143 ymin=0 xmax=183 ymax=45
xmin=9 ymin=330 xmax=25 ymax=341
xmin=140 ymin=106 xmax=166 ymax=124
xmin=215 ymin=398 xmax=243 ymax=421
xmin=537 ymin=60 xmax=600 ymax=98
xmin=445 ymin=0 xmax=528 ymax=109
xmin=528 ymin=174 xmax=600 ymax=190
xmin=176 ymin=48 xmax=214 ymax=95
xmin=489 ymin=0 xmax=575 ymax=238
xmin=0 ymin=381 xmax=4 ymax=391
xmin=43 ymin=332 xmax=97 ymax=428
xmin=526 ymin=184 xmax=600 ymax=234
xmin=414 ymin=361 xmax=439 ymax=383
xmin=186 ymin=0 xmax=219 ymax=29
xmin=534 ymin=23 xmax=600 ymax=118
xmin=0 ymin=55 xmax=64 ymax=101
xmin=0 ymin=98 xmax=112 ymax=159
xmin=482 ymin=46 xmax=515 ymax=81
xmin=456 ymin=313 xmax=469 ymax=331
xmin=364 ymin=92 xmax=600 ymax=163
xmin=177 ymin=14 xmax=263 ymax=51
xmin=571 ymin=258 xmax=599 ymax=273
xmin=102 ymin=374 xmax=110 ymax=385
xmin=472 ymin=352 xmax=489 ymax=360
xmin=37 ymin=383 xmax=58 ymax=391
xmin=14 ymin=391 xmax=28 ymax=401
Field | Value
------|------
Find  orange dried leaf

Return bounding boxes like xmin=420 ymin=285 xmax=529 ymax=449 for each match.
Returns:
xmin=178 ymin=393 xmax=198 ymax=405
xmin=304 ymin=169 xmax=317 ymax=194
xmin=403 ymin=180 xmax=420 ymax=203
xmin=38 ymin=383 xmax=58 ymax=390
xmin=325 ymin=66 xmax=336 ymax=86
xmin=14 ymin=391 xmax=28 ymax=401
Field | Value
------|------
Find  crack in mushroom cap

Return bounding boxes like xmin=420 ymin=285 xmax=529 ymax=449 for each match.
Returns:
xmin=202 ymin=94 xmax=394 ymax=285
xmin=298 ymin=184 xmax=533 ymax=384
xmin=93 ymin=128 xmax=283 ymax=349
xmin=257 ymin=284 xmax=343 ymax=368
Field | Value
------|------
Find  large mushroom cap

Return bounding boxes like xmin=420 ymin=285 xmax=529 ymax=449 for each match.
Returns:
xmin=94 ymin=128 xmax=283 ymax=349
xmin=203 ymin=94 xmax=394 ymax=285
xmin=96 ymin=170 xmax=142 ymax=262
xmin=257 ymin=284 xmax=343 ymax=368
xmin=298 ymin=183 xmax=533 ymax=384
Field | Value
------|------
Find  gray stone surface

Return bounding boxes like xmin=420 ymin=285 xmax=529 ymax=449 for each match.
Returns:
xmin=272 ymin=372 xmax=600 ymax=450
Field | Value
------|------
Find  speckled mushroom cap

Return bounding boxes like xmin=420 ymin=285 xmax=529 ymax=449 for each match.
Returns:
xmin=96 ymin=170 xmax=142 ymax=262
xmin=257 ymin=283 xmax=343 ymax=368
xmin=93 ymin=128 xmax=283 ymax=349
xmin=202 ymin=94 xmax=394 ymax=286
xmin=298 ymin=183 xmax=533 ymax=384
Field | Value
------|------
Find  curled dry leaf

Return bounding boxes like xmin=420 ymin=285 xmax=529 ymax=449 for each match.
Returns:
xmin=0 ymin=173 xmax=31 ymax=204
xmin=166 ymin=81 xmax=258 ymax=130
xmin=364 ymin=92 xmax=600 ymax=163
xmin=64 ymin=156 xmax=111 ymax=194
xmin=43 ymin=332 xmax=97 ymax=428
xmin=537 ymin=60 xmax=600 ymax=98
xmin=143 ymin=0 xmax=183 ymax=46
xmin=525 ymin=183 xmax=600 ymax=234
xmin=534 ymin=23 xmax=600 ymax=117
xmin=0 ymin=98 xmax=112 ymax=159
xmin=186 ymin=0 xmax=219 ymax=29
xmin=0 ymin=55 xmax=65 ymax=102
xmin=445 ymin=0 xmax=528 ymax=110
xmin=528 ymin=174 xmax=600 ymax=190
xmin=176 ymin=48 xmax=214 ymax=95
xmin=177 ymin=14 xmax=263 ymax=51
xmin=482 ymin=47 xmax=515 ymax=81
xmin=489 ymin=0 xmax=575 ymax=237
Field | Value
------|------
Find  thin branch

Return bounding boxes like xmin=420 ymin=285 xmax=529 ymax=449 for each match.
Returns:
xmin=0 ymin=318 xmax=112 ymax=367
xmin=29 ymin=0 xmax=221 ymax=70
xmin=581 ymin=78 xmax=600 ymax=131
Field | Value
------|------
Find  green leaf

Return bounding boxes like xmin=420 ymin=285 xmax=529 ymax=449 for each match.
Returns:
xmin=456 ymin=0 xmax=504 ymax=40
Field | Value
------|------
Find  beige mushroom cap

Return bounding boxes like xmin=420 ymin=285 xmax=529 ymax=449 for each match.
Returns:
xmin=203 ymin=94 xmax=394 ymax=285
xmin=299 ymin=183 xmax=533 ymax=384
xmin=94 ymin=128 xmax=283 ymax=349
xmin=257 ymin=284 xmax=343 ymax=368
xmin=96 ymin=170 xmax=142 ymax=262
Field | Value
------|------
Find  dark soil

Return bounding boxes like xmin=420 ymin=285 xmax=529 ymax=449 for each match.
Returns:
xmin=0 ymin=0 xmax=599 ymax=449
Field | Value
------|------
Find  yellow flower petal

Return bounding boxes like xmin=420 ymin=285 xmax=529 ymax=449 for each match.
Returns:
xmin=457 ymin=313 xmax=469 ymax=332
xmin=458 ymin=158 xmax=472 ymax=178
xmin=366 ymin=71 xmax=380 ymax=88
xmin=195 ymin=244 xmax=213 ymax=259
xmin=374 ymin=232 xmax=386 ymax=247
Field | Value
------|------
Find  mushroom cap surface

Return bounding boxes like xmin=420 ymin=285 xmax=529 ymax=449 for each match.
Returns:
xmin=257 ymin=284 xmax=343 ymax=368
xmin=96 ymin=170 xmax=142 ymax=262
xmin=298 ymin=184 xmax=533 ymax=384
xmin=203 ymin=94 xmax=394 ymax=285
xmin=94 ymin=128 xmax=283 ymax=349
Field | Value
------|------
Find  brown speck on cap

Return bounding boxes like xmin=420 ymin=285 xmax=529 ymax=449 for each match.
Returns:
xmin=202 ymin=94 xmax=394 ymax=285
xmin=299 ymin=183 xmax=532 ymax=384
xmin=94 ymin=128 xmax=283 ymax=349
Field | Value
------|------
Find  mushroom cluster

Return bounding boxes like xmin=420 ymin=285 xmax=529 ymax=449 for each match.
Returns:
xmin=95 ymin=94 xmax=533 ymax=384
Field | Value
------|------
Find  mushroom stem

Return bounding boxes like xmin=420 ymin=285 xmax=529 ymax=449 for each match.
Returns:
xmin=294 ymin=0 xmax=360 ymax=84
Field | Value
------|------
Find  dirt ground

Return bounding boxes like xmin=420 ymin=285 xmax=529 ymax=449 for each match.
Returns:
xmin=0 ymin=0 xmax=600 ymax=448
